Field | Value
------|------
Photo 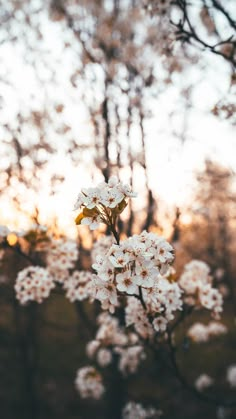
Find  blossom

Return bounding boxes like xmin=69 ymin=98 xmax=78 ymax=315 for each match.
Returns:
xmin=187 ymin=321 xmax=227 ymax=343
xmin=199 ymin=285 xmax=223 ymax=315
xmin=134 ymin=260 xmax=159 ymax=288
xmin=187 ymin=323 xmax=209 ymax=343
xmin=91 ymin=236 xmax=114 ymax=263
xmin=97 ymin=348 xmax=112 ymax=367
xmin=74 ymin=193 xmax=85 ymax=210
xmin=75 ymin=366 xmax=105 ymax=399
xmin=207 ymin=321 xmax=227 ymax=337
xmin=109 ymin=247 xmax=130 ymax=268
xmin=226 ymin=365 xmax=236 ymax=388
xmin=152 ymin=316 xmax=168 ymax=332
xmin=86 ymin=340 xmax=100 ymax=358
xmin=74 ymin=177 xmax=136 ymax=230
xmin=179 ymin=260 xmax=223 ymax=317
xmin=125 ymin=297 xmax=154 ymax=339
xmin=95 ymin=281 xmax=118 ymax=311
xmin=47 ymin=237 xmax=78 ymax=272
xmin=81 ymin=214 xmax=102 ymax=230
xmin=85 ymin=313 xmax=145 ymax=373
xmin=119 ymin=183 xmax=137 ymax=198
xmin=195 ymin=374 xmax=214 ymax=391
xmin=100 ymin=187 xmax=124 ymax=208
xmin=115 ymin=345 xmax=146 ymax=375
xmin=122 ymin=401 xmax=162 ymax=419
xmin=64 ymin=271 xmax=94 ymax=302
xmin=15 ymin=266 xmax=54 ymax=304
xmin=116 ymin=271 xmax=138 ymax=294
xmin=83 ymin=187 xmax=101 ymax=209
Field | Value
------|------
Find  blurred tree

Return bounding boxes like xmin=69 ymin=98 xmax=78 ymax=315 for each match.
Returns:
xmin=180 ymin=160 xmax=236 ymax=297
xmin=146 ymin=0 xmax=236 ymax=68
xmin=0 ymin=0 xmax=235 ymax=233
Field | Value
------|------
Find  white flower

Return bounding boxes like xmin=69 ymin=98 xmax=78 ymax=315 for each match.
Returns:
xmin=122 ymin=401 xmax=162 ymax=419
xmin=73 ymin=193 xmax=85 ymax=210
xmin=64 ymin=271 xmax=93 ymax=302
xmin=75 ymin=366 xmax=105 ymax=399
xmin=187 ymin=323 xmax=209 ymax=343
xmin=15 ymin=266 xmax=54 ymax=304
xmin=81 ymin=214 xmax=102 ymax=230
xmin=84 ymin=188 xmax=101 ymax=209
xmin=91 ymin=236 xmax=114 ymax=263
xmin=153 ymin=316 xmax=168 ymax=332
xmin=47 ymin=238 xmax=78 ymax=271
xmin=100 ymin=187 xmax=124 ymax=208
xmin=108 ymin=176 xmax=119 ymax=187
xmin=116 ymin=271 xmax=137 ymax=295
xmin=109 ymin=249 xmax=129 ymax=268
xmin=226 ymin=365 xmax=236 ymax=388
xmin=134 ymin=260 xmax=158 ymax=288
xmin=97 ymin=348 xmax=112 ymax=367
xmin=117 ymin=345 xmax=145 ymax=375
xmin=86 ymin=340 xmax=100 ymax=358
xmin=208 ymin=321 xmax=227 ymax=337
xmin=119 ymin=183 xmax=137 ymax=198
xmin=96 ymin=282 xmax=118 ymax=305
xmin=199 ymin=285 xmax=223 ymax=313
xmin=195 ymin=374 xmax=214 ymax=391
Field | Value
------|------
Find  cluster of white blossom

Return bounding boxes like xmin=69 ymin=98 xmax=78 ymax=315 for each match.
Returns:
xmin=91 ymin=236 xmax=114 ymax=264
xmin=115 ymin=345 xmax=146 ymax=376
xmin=179 ymin=260 xmax=223 ymax=318
xmin=75 ymin=366 xmax=105 ymax=399
xmin=122 ymin=401 xmax=162 ymax=419
xmin=86 ymin=312 xmax=145 ymax=375
xmin=46 ymin=237 xmax=78 ymax=282
xmin=74 ymin=176 xmax=137 ymax=230
xmin=92 ymin=230 xmax=181 ymax=326
xmin=15 ymin=266 xmax=55 ymax=304
xmin=195 ymin=374 xmax=214 ymax=391
xmin=64 ymin=270 xmax=94 ymax=302
xmin=226 ymin=365 xmax=236 ymax=388
xmin=125 ymin=297 xmax=154 ymax=339
xmin=187 ymin=321 xmax=228 ymax=343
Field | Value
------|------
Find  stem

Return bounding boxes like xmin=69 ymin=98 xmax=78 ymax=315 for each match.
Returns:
xmin=138 ymin=286 xmax=147 ymax=311
xmin=110 ymin=225 xmax=120 ymax=245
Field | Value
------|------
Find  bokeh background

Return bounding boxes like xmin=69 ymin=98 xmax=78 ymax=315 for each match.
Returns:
xmin=0 ymin=1 xmax=236 ymax=418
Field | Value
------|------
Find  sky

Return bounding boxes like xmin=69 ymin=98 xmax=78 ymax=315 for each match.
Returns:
xmin=0 ymin=2 xmax=236 ymax=235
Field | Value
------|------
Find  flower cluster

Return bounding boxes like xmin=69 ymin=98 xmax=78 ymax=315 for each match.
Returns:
xmin=187 ymin=321 xmax=227 ymax=343
xmin=91 ymin=235 xmax=114 ymax=264
xmin=179 ymin=260 xmax=223 ymax=317
xmin=195 ymin=374 xmax=214 ymax=391
xmin=74 ymin=176 xmax=137 ymax=230
xmin=64 ymin=270 xmax=94 ymax=302
xmin=92 ymin=230 xmax=182 ymax=334
xmin=15 ymin=266 xmax=55 ymax=304
xmin=75 ymin=366 xmax=105 ymax=399
xmin=125 ymin=297 xmax=154 ymax=339
xmin=86 ymin=312 xmax=145 ymax=375
xmin=46 ymin=237 xmax=79 ymax=282
xmin=122 ymin=401 xmax=162 ymax=419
